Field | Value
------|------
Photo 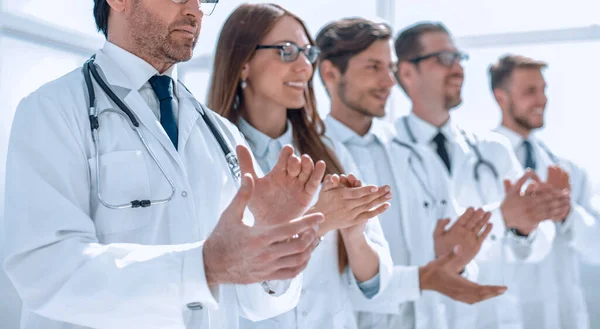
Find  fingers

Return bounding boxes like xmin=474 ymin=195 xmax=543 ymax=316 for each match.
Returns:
xmin=286 ymin=154 xmax=302 ymax=178
xmin=454 ymin=207 xmax=475 ymax=228
xmin=296 ymin=154 xmax=315 ymax=186
xmin=472 ymin=211 xmax=492 ymax=234
xmin=478 ymin=223 xmax=493 ymax=241
xmin=464 ymin=209 xmax=486 ymax=232
xmin=267 ymin=229 xmax=316 ymax=259
xmin=305 ymin=160 xmax=326 ymax=196
xmin=513 ymin=170 xmax=540 ymax=192
xmin=236 ymin=145 xmax=258 ymax=179
xmin=271 ymin=145 xmax=296 ymax=175
xmin=222 ymin=173 xmax=255 ymax=222
xmin=434 ymin=218 xmax=451 ymax=238
xmin=353 ymin=202 xmax=391 ymax=222
xmin=266 ymin=213 xmax=324 ymax=244
xmin=346 ymin=173 xmax=362 ymax=187
xmin=451 ymin=276 xmax=507 ymax=304
xmin=321 ymin=174 xmax=339 ymax=192
xmin=352 ymin=187 xmax=392 ymax=211
xmin=343 ymin=185 xmax=385 ymax=199
xmin=503 ymin=179 xmax=512 ymax=194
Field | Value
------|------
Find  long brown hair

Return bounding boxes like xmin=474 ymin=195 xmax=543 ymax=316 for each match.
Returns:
xmin=207 ymin=3 xmax=348 ymax=272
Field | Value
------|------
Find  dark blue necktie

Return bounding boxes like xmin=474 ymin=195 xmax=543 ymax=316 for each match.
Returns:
xmin=149 ymin=75 xmax=178 ymax=150
xmin=433 ymin=131 xmax=451 ymax=173
xmin=523 ymin=140 xmax=536 ymax=171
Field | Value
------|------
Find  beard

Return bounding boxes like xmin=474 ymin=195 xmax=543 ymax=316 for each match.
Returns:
xmin=443 ymin=73 xmax=464 ymax=110
xmin=128 ymin=0 xmax=200 ymax=65
xmin=508 ymin=101 xmax=543 ymax=131
xmin=338 ymin=77 xmax=386 ymax=118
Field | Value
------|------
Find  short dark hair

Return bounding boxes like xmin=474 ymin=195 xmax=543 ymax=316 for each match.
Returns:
xmin=393 ymin=22 xmax=449 ymax=92
xmin=394 ymin=22 xmax=449 ymax=62
xmin=489 ymin=54 xmax=548 ymax=91
xmin=315 ymin=17 xmax=392 ymax=76
xmin=94 ymin=0 xmax=110 ymax=38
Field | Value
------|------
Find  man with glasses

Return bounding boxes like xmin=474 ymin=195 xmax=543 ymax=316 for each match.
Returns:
xmin=2 ymin=1 xmax=326 ymax=329
xmin=393 ymin=22 xmax=570 ymax=329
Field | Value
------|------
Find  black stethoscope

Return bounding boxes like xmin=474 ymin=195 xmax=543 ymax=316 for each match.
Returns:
xmin=402 ymin=116 xmax=500 ymax=204
xmin=83 ymin=55 xmax=241 ymax=209
xmin=391 ymin=138 xmax=448 ymax=209
xmin=402 ymin=116 xmax=499 ymax=181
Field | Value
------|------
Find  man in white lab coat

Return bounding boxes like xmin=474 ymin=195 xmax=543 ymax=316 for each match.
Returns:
xmin=2 ymin=1 xmax=327 ymax=328
xmin=490 ymin=54 xmax=600 ymax=329
xmin=315 ymin=17 xmax=508 ymax=329
xmin=393 ymin=22 xmax=572 ymax=329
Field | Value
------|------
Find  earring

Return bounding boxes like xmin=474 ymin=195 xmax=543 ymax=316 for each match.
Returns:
xmin=240 ymin=79 xmax=247 ymax=89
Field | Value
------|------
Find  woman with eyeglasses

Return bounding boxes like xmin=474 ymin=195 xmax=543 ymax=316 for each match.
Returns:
xmin=208 ymin=4 xmax=394 ymax=328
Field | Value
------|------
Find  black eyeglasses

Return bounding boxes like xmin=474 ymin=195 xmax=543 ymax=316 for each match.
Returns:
xmin=408 ymin=51 xmax=469 ymax=67
xmin=171 ymin=0 xmax=218 ymax=16
xmin=255 ymin=42 xmax=321 ymax=64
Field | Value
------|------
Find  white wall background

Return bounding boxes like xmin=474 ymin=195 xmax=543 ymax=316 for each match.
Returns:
xmin=1 ymin=1 xmax=599 ymax=328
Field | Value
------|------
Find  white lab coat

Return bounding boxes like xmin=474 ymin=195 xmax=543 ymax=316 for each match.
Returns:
xmin=394 ymin=114 xmax=556 ymax=329
xmin=2 ymin=48 xmax=301 ymax=329
xmin=236 ymin=119 xmax=393 ymax=329
xmin=495 ymin=126 xmax=600 ymax=329
xmin=325 ymin=116 xmax=480 ymax=329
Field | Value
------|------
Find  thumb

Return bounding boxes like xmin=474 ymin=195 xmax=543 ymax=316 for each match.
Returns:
xmin=434 ymin=218 xmax=451 ymax=238
xmin=503 ymin=179 xmax=512 ymax=194
xmin=236 ymin=145 xmax=257 ymax=179
xmin=222 ymin=173 xmax=254 ymax=223
xmin=438 ymin=244 xmax=462 ymax=268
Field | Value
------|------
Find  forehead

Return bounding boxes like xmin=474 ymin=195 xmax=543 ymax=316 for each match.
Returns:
xmin=260 ymin=16 xmax=310 ymax=45
xmin=351 ymin=39 xmax=396 ymax=63
xmin=510 ymin=68 xmax=546 ymax=86
xmin=419 ymin=32 xmax=457 ymax=54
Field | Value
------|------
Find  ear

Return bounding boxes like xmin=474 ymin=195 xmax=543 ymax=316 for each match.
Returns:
xmin=397 ymin=61 xmax=416 ymax=90
xmin=319 ymin=60 xmax=341 ymax=92
xmin=240 ymin=63 xmax=250 ymax=82
xmin=493 ymin=88 xmax=509 ymax=109
xmin=106 ymin=0 xmax=127 ymax=12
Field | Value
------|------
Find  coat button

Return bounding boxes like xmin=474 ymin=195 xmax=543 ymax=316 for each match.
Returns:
xmin=302 ymin=311 xmax=308 ymax=317
xmin=187 ymin=302 xmax=203 ymax=310
xmin=182 ymin=191 xmax=188 ymax=197
xmin=301 ymin=289 xmax=306 ymax=294
xmin=491 ymin=234 xmax=496 ymax=241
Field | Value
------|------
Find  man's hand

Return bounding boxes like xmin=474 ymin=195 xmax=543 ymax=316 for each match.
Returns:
xmin=236 ymin=145 xmax=326 ymax=225
xmin=544 ymin=166 xmax=571 ymax=221
xmin=525 ymin=168 xmax=571 ymax=222
xmin=501 ymin=170 xmax=569 ymax=234
xmin=204 ymin=173 xmax=325 ymax=286
xmin=419 ymin=245 xmax=507 ymax=304
xmin=309 ymin=174 xmax=391 ymax=236
xmin=433 ymin=208 xmax=492 ymax=272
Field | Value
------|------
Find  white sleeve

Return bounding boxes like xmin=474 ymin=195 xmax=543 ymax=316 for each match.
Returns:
xmin=2 ymin=94 xmax=217 ymax=329
xmin=557 ymin=165 xmax=600 ymax=264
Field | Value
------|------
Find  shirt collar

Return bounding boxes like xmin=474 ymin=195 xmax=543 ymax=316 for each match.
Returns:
xmin=102 ymin=41 xmax=179 ymax=94
xmin=408 ymin=112 xmax=459 ymax=144
xmin=237 ymin=118 xmax=294 ymax=158
xmin=324 ymin=115 xmax=380 ymax=146
xmin=494 ymin=125 xmax=533 ymax=150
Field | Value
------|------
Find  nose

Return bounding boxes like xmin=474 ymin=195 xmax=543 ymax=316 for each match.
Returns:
xmin=292 ymin=53 xmax=314 ymax=76
xmin=382 ymin=67 xmax=396 ymax=89
xmin=182 ymin=0 xmax=204 ymax=21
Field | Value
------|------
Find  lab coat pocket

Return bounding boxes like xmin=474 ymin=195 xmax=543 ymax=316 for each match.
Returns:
xmin=88 ymin=150 xmax=153 ymax=235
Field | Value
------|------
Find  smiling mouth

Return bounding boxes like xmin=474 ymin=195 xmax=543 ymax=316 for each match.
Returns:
xmin=285 ymin=81 xmax=306 ymax=89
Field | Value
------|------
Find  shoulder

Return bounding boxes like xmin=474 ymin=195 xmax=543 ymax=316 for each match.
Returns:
xmin=203 ymin=107 xmax=247 ymax=146
xmin=467 ymin=130 xmax=514 ymax=156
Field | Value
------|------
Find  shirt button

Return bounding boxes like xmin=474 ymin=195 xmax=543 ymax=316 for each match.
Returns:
xmin=182 ymin=191 xmax=188 ymax=197
xmin=187 ymin=302 xmax=203 ymax=310
xmin=491 ymin=234 xmax=497 ymax=241
xmin=302 ymin=311 xmax=308 ymax=317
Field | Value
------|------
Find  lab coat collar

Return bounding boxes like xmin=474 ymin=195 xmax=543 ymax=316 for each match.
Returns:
xmin=98 ymin=41 xmax=179 ymax=97
xmin=494 ymin=125 xmax=535 ymax=150
xmin=408 ymin=112 xmax=460 ymax=144
xmin=323 ymin=115 xmax=385 ymax=147
xmin=237 ymin=117 xmax=294 ymax=158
